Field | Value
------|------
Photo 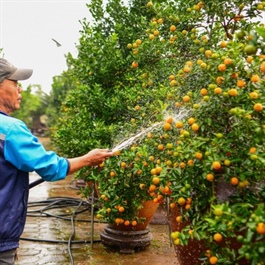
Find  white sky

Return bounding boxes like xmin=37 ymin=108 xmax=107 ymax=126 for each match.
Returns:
xmin=0 ymin=0 xmax=92 ymax=93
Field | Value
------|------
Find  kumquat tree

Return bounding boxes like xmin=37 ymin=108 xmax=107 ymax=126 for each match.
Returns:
xmin=51 ymin=0 xmax=265 ymax=264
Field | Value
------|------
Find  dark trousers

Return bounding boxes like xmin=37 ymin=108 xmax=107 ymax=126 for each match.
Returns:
xmin=0 ymin=249 xmax=17 ymax=265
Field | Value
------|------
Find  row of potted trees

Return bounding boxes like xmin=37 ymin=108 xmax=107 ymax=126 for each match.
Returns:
xmin=51 ymin=0 xmax=265 ymax=264
xmin=83 ymin=2 xmax=265 ymax=264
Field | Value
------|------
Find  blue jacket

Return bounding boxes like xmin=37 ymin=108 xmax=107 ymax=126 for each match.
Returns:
xmin=0 ymin=111 xmax=69 ymax=252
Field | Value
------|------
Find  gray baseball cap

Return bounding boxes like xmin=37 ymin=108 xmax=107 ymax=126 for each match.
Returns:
xmin=0 ymin=58 xmax=33 ymax=83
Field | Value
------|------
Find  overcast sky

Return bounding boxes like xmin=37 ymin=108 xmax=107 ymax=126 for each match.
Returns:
xmin=0 ymin=0 xmax=92 ymax=93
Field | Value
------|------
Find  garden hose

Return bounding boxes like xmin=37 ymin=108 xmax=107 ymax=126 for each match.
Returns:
xmin=68 ymin=199 xmax=85 ymax=265
xmin=23 ymin=178 xmax=104 ymax=265
xmin=21 ymin=196 xmax=104 ymax=265
xmin=29 ymin=178 xmax=45 ymax=189
xmin=90 ymin=181 xmax=95 ymax=249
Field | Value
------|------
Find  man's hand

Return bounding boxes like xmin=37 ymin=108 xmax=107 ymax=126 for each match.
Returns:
xmin=85 ymin=148 xmax=113 ymax=166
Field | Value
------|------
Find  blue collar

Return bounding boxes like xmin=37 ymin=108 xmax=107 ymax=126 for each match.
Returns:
xmin=0 ymin=111 xmax=8 ymax=116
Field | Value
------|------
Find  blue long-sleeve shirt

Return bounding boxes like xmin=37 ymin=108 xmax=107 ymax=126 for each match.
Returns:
xmin=0 ymin=111 xmax=69 ymax=251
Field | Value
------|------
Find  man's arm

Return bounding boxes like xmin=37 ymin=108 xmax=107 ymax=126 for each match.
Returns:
xmin=67 ymin=148 xmax=113 ymax=175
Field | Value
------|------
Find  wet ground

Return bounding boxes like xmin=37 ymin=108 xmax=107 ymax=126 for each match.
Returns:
xmin=16 ymin=172 xmax=179 ymax=265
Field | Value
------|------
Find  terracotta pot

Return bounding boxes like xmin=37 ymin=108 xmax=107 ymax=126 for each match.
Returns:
xmin=101 ymin=200 xmax=159 ymax=253
xmin=169 ymin=206 xmax=207 ymax=265
xmin=169 ymin=179 xmax=250 ymax=265
xmin=110 ymin=200 xmax=160 ymax=231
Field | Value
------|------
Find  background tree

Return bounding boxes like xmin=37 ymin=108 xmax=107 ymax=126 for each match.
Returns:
xmin=12 ymin=84 xmax=49 ymax=134
xmin=46 ymin=70 xmax=77 ymax=128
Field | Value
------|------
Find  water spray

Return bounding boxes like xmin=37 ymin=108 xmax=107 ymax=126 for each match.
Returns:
xmin=111 ymin=108 xmax=190 ymax=153
xmin=111 ymin=122 xmax=163 ymax=152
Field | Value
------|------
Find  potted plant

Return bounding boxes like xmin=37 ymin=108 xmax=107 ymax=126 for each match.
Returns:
xmin=118 ymin=1 xmax=264 ymax=264
xmin=51 ymin=0 xmax=265 ymax=263
xmin=165 ymin=36 xmax=265 ymax=264
xmin=84 ymin=146 xmax=171 ymax=253
xmin=91 ymin=1 xmax=265 ymax=263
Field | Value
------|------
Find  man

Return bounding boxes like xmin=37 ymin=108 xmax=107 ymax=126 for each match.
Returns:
xmin=0 ymin=58 xmax=113 ymax=264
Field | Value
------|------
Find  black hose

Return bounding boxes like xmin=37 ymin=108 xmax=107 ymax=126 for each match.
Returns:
xmin=29 ymin=178 xmax=45 ymax=189
xmin=21 ymin=196 xmax=103 ymax=265
xmin=19 ymin=237 xmax=101 ymax=244
xmin=68 ymin=199 xmax=83 ymax=264
xmin=26 ymin=212 xmax=105 ymax=223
